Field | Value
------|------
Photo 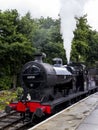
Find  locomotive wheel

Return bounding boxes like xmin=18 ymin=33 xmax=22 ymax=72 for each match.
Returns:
xmin=34 ymin=108 xmax=44 ymax=118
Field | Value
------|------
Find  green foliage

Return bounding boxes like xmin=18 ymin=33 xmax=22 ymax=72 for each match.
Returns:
xmin=86 ymin=31 xmax=98 ymax=65
xmin=0 ymin=10 xmax=36 ymax=89
xmin=71 ymin=15 xmax=90 ymax=62
xmin=32 ymin=17 xmax=66 ymax=63
xmin=71 ymin=15 xmax=98 ymax=66
xmin=15 ymin=87 xmax=23 ymax=99
xmin=0 ymin=90 xmax=17 ymax=110
xmin=43 ymin=42 xmax=66 ymax=64
xmin=0 ymin=9 xmax=19 ymax=44
xmin=0 ymin=76 xmax=11 ymax=90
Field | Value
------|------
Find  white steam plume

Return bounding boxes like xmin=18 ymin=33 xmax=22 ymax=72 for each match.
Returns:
xmin=60 ymin=0 xmax=89 ymax=63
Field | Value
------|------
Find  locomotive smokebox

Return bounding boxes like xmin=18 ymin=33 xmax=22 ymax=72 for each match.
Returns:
xmin=34 ymin=53 xmax=46 ymax=63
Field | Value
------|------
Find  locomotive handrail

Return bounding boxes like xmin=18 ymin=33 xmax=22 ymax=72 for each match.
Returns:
xmin=26 ymin=81 xmax=45 ymax=83
xmin=22 ymin=74 xmax=40 ymax=76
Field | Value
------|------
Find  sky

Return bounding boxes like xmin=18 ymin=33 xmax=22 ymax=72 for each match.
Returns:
xmin=0 ymin=0 xmax=60 ymax=18
xmin=0 ymin=0 xmax=98 ymax=31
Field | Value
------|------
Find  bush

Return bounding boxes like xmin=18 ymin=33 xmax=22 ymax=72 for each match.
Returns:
xmin=16 ymin=87 xmax=23 ymax=100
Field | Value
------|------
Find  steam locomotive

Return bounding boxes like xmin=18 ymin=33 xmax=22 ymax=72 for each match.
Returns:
xmin=5 ymin=53 xmax=88 ymax=120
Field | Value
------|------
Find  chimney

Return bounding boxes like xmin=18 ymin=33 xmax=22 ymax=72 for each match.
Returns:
xmin=34 ymin=53 xmax=46 ymax=63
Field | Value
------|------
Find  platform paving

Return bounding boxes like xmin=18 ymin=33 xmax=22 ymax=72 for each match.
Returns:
xmin=76 ymin=105 xmax=98 ymax=130
xmin=29 ymin=92 xmax=98 ymax=130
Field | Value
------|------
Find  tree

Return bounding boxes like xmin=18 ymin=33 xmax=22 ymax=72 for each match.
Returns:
xmin=71 ymin=15 xmax=91 ymax=62
xmin=0 ymin=9 xmax=19 ymax=44
xmin=32 ymin=17 xmax=66 ymax=63
xmin=71 ymin=15 xmax=98 ymax=66
xmin=18 ymin=12 xmax=37 ymax=43
xmin=43 ymin=42 xmax=66 ymax=64
xmin=0 ymin=10 xmax=36 ymax=89
xmin=86 ymin=30 xmax=98 ymax=65
xmin=6 ymin=42 xmax=36 ymax=88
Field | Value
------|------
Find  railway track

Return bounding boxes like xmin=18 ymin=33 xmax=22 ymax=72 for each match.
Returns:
xmin=0 ymin=111 xmax=32 ymax=130
xmin=0 ymin=109 xmax=48 ymax=130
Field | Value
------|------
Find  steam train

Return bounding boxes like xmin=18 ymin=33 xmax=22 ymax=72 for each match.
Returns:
xmin=5 ymin=53 xmax=89 ymax=120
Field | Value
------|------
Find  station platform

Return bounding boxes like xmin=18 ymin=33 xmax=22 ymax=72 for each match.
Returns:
xmin=76 ymin=102 xmax=98 ymax=130
xmin=29 ymin=92 xmax=98 ymax=130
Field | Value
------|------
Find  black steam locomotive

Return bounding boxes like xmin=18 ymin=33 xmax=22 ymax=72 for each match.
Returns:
xmin=5 ymin=53 xmax=88 ymax=119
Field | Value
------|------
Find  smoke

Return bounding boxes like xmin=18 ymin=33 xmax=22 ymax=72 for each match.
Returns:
xmin=60 ymin=0 xmax=89 ymax=63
